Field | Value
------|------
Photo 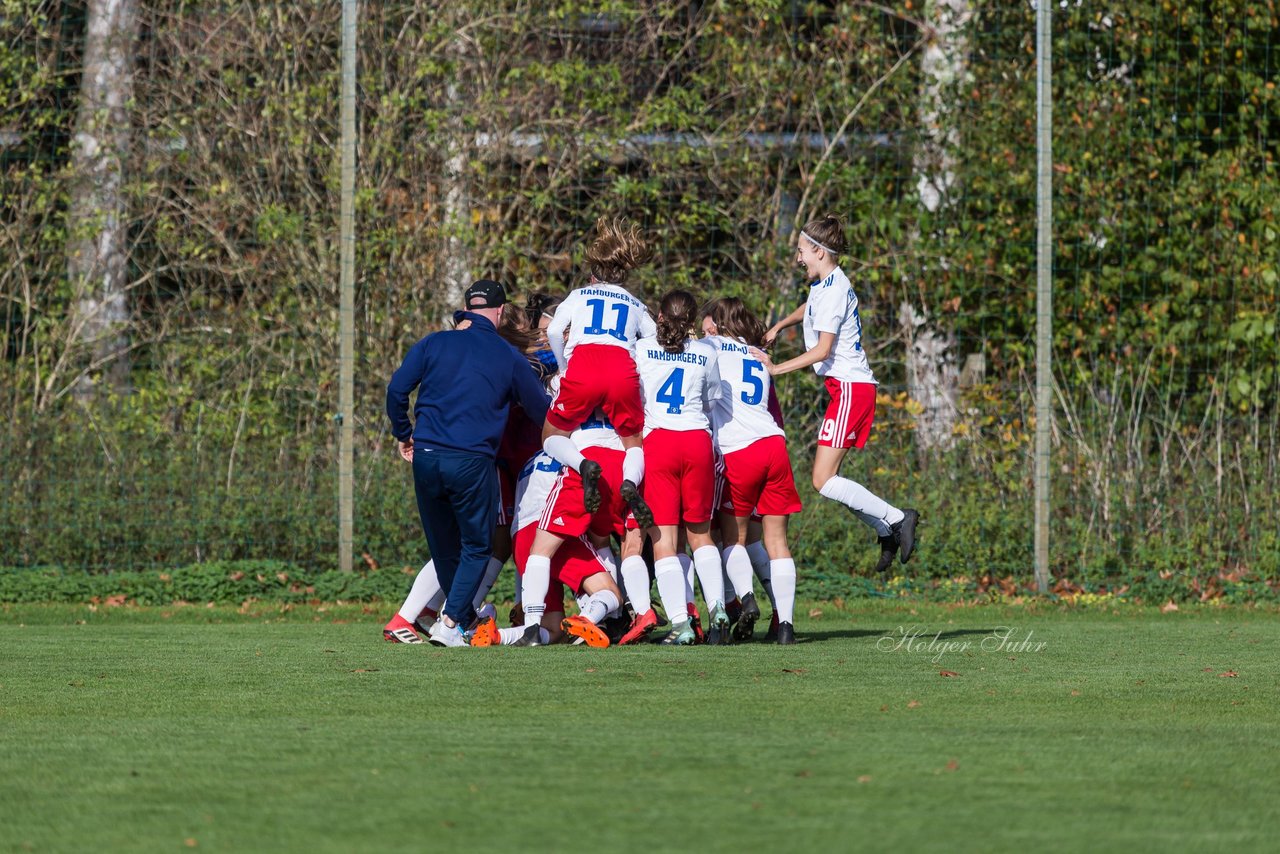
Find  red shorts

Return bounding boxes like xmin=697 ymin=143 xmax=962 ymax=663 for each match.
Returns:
xmin=721 ymin=435 xmax=803 ymax=517
xmin=539 ymin=446 xmax=626 ymax=539
xmin=546 ymin=345 xmax=644 ymax=437
xmin=643 ymin=428 xmax=714 ymax=526
xmin=818 ymin=379 xmax=876 ymax=450
xmin=514 ymin=524 xmax=609 ymax=605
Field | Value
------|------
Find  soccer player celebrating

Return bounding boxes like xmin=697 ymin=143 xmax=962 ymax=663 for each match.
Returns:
xmin=702 ymin=297 xmax=804 ymax=644
xmin=626 ymin=290 xmax=727 ymax=646
xmin=761 ymin=215 xmax=919 ymax=575
xmin=541 ymin=217 xmax=657 ymax=528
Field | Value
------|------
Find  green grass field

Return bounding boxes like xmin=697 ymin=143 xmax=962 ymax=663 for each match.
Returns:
xmin=2 ymin=601 xmax=1278 ymax=852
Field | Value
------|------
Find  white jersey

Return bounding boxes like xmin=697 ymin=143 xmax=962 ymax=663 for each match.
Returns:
xmin=511 ymin=452 xmax=563 ymax=533
xmin=546 ymin=283 xmax=657 ymax=370
xmin=634 ymin=336 xmax=720 ymax=434
xmin=803 ymin=266 xmax=876 ymax=384
xmin=703 ymin=335 xmax=785 ymax=453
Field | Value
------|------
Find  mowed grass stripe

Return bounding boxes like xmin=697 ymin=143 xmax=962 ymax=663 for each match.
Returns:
xmin=2 ymin=604 xmax=1277 ymax=852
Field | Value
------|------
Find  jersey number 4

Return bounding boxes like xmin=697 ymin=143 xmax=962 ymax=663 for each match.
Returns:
xmin=656 ymin=368 xmax=686 ymax=414
xmin=582 ymin=298 xmax=629 ymax=341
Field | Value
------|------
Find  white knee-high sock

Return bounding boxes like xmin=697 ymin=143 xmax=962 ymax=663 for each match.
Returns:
xmin=654 ymin=557 xmax=687 ymax=623
xmin=677 ymin=553 xmax=695 ymax=604
xmin=544 ymin=435 xmax=586 ymax=472
xmin=580 ymin=589 xmax=619 ymax=624
xmin=819 ymin=477 xmax=903 ymax=536
xmin=522 ymin=555 xmax=551 ymax=624
xmin=499 ymin=625 xmax=550 ymax=645
xmin=722 ymin=545 xmax=756 ymax=601
xmin=471 ymin=556 xmax=504 ymax=610
xmin=623 ymin=447 xmax=645 ymax=485
xmin=692 ymin=545 xmax=724 ymax=609
xmin=746 ymin=541 xmax=775 ymax=607
xmin=398 ymin=561 xmax=442 ymax=622
xmin=771 ymin=558 xmax=796 ymax=623
xmin=620 ymin=555 xmax=652 ymax=614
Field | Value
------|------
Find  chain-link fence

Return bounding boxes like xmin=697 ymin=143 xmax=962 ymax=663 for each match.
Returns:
xmin=2 ymin=2 xmax=1277 ymax=591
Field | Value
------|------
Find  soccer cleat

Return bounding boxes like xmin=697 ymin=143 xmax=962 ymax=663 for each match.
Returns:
xmin=561 ymin=615 xmax=611 ymax=648
xmin=511 ymin=624 xmax=545 ymax=647
xmin=469 ymin=616 xmax=501 ymax=647
xmin=873 ymin=533 xmax=898 ymax=574
xmin=896 ymin=509 xmax=920 ymax=564
xmin=383 ymin=614 xmax=424 ymax=644
xmin=764 ymin=611 xmax=780 ymax=642
xmin=731 ymin=592 xmax=761 ymax=642
xmin=776 ymin=621 xmax=796 ymax=645
xmin=688 ymin=607 xmax=705 ymax=644
xmin=427 ymin=619 xmax=467 ymax=648
xmin=656 ymin=620 xmax=697 ymax=645
xmin=602 ymin=612 xmax=631 ymax=645
xmin=618 ymin=608 xmax=660 ymax=646
xmin=705 ymin=603 xmax=732 ymax=646
xmin=580 ymin=459 xmax=604 ymax=513
xmin=619 ymin=479 xmax=654 ymax=529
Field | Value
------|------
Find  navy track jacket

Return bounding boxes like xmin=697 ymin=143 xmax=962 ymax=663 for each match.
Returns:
xmin=385 ymin=313 xmax=550 ymax=459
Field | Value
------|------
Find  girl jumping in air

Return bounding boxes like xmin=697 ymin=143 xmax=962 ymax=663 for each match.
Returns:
xmin=760 ymin=214 xmax=919 ymax=574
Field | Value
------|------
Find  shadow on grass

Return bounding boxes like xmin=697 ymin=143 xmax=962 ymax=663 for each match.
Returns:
xmin=798 ymin=627 xmax=999 ymax=643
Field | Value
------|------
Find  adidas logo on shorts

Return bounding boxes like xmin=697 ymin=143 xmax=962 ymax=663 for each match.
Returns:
xmin=553 ymin=516 xmax=565 ymax=525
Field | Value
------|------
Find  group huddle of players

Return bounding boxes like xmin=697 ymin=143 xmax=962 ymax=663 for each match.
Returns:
xmin=382 ymin=214 xmax=919 ymax=648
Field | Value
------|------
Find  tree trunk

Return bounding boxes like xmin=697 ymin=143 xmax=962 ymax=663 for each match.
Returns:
xmin=906 ymin=0 xmax=971 ymax=449
xmin=440 ymin=32 xmax=471 ymax=317
xmin=66 ymin=0 xmax=139 ymax=398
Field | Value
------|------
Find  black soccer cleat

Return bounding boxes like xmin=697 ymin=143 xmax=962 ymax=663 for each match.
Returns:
xmin=580 ymin=459 xmax=604 ymax=513
xmin=776 ymin=621 xmax=796 ymax=645
xmin=873 ymin=533 xmax=899 ymax=574
xmin=511 ymin=624 xmax=544 ymax=647
xmin=619 ymin=479 xmax=654 ymax=530
xmin=731 ymin=592 xmax=761 ymax=642
xmin=896 ymin=509 xmax=920 ymax=564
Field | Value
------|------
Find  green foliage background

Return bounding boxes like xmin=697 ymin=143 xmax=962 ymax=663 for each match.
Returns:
xmin=1 ymin=2 xmax=1277 ymax=596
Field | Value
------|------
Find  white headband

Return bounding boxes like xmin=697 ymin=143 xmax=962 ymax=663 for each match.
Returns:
xmin=800 ymin=230 xmax=836 ymax=256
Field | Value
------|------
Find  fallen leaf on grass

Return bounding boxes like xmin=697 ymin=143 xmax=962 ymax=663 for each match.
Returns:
xmin=795 ymin=769 xmax=812 ymax=778
xmin=939 ymin=670 xmax=960 ymax=677
xmin=857 ymin=775 xmax=873 ymax=783
xmin=351 ymin=668 xmax=380 ymax=673
xmin=1070 ymin=690 xmax=1080 ymax=697
xmin=808 ymin=608 xmax=823 ymax=618
xmin=585 ymin=668 xmax=596 ymax=673
xmin=1161 ymin=600 xmax=1179 ymax=613
xmin=783 ymin=668 xmax=808 ymax=674
xmin=879 ymin=705 xmax=889 ymax=712
xmin=945 ymin=759 xmax=960 ymax=772
xmin=184 ymin=840 xmax=198 ymax=848
xmin=907 ymin=700 xmax=922 ymax=709
xmin=1219 ymin=670 xmax=1238 ymax=678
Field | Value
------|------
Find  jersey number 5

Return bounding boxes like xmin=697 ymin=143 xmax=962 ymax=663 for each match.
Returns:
xmin=656 ymin=368 xmax=686 ymax=414
xmin=741 ymin=359 xmax=765 ymax=405
xmin=582 ymin=298 xmax=629 ymax=341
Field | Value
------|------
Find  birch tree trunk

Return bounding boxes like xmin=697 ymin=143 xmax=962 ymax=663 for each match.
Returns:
xmin=66 ymin=0 xmax=139 ymax=398
xmin=440 ymin=31 xmax=471 ymax=315
xmin=906 ymin=0 xmax=972 ymax=449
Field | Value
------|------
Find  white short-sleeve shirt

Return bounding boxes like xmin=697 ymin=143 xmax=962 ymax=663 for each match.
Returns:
xmin=634 ymin=336 xmax=721 ymax=434
xmin=546 ymin=283 xmax=657 ymax=370
xmin=703 ymin=335 xmax=785 ymax=454
xmin=803 ymin=266 xmax=876 ymax=384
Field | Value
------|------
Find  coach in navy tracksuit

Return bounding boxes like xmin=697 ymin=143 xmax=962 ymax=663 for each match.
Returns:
xmin=385 ymin=279 xmax=549 ymax=646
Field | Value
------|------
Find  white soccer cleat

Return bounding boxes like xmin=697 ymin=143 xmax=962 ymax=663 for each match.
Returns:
xmin=427 ymin=620 xmax=467 ymax=648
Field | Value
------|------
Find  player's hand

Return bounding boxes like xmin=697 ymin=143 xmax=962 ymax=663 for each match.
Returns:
xmin=750 ymin=347 xmax=777 ymax=375
xmin=398 ymin=439 xmax=415 ymax=462
xmin=763 ymin=327 xmax=778 ymax=347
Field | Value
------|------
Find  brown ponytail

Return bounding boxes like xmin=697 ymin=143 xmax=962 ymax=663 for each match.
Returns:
xmin=702 ymin=297 xmax=766 ymax=348
xmin=656 ymin=290 xmax=698 ymax=354
xmin=585 ymin=216 xmax=653 ymax=284
xmin=799 ymin=214 xmax=847 ymax=258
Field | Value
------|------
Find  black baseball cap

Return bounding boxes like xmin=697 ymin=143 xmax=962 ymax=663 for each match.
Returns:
xmin=464 ymin=279 xmax=506 ymax=309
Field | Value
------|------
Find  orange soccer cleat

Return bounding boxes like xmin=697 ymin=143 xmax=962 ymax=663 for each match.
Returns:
xmin=617 ymin=608 xmax=660 ymax=646
xmin=561 ymin=614 xmax=611 ymax=648
xmin=469 ymin=616 xmax=501 ymax=647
